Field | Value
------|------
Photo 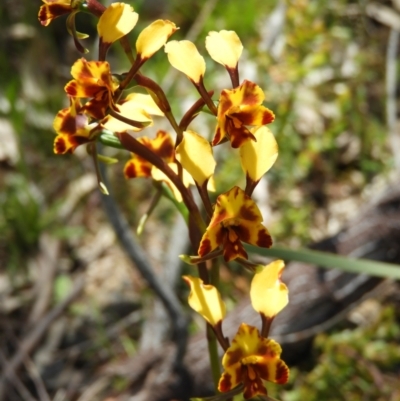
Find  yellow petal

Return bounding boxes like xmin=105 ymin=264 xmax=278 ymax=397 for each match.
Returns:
xmin=175 ymin=130 xmax=216 ymax=185
xmin=102 ymin=93 xmax=163 ymax=132
xmin=198 ymin=224 xmax=222 ymax=257
xmin=205 ymin=30 xmax=243 ymax=68
xmin=136 ymin=20 xmax=178 ymax=59
xmin=164 ymin=40 xmax=206 ymax=83
xmin=250 ymin=260 xmax=288 ymax=318
xmin=240 ymin=126 xmax=278 ymax=182
xmin=182 ymin=276 xmax=226 ymax=326
xmin=123 ymin=93 xmax=164 ymax=116
xmin=97 ymin=2 xmax=138 ymax=44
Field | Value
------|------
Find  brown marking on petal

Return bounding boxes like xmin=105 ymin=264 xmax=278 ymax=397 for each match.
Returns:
xmin=228 ymin=123 xmax=256 ymax=149
xmin=257 ymin=229 xmax=272 ymax=248
xmin=198 ymin=238 xmax=212 ymax=257
xmin=225 ymin=347 xmax=244 ymax=366
xmin=222 ymin=236 xmax=247 ymax=262
xmin=231 ymin=186 xmax=241 ymax=199
xmin=257 ymin=343 xmax=268 ymax=355
xmin=234 ymin=224 xmax=251 ymax=243
xmin=54 ymin=137 xmax=68 ymax=154
xmin=275 ymin=360 xmax=289 ymax=384
xmin=261 ymin=109 xmax=275 ymax=124
xmin=218 ymin=90 xmax=234 ymax=116
xmin=212 ymin=126 xmax=223 ymax=146
xmin=218 ymin=373 xmax=232 ymax=392
xmin=60 ymin=113 xmax=87 ymax=135
xmin=231 ymin=109 xmax=259 ymax=125
xmin=154 ymin=131 xmax=174 ymax=160
xmin=242 ymin=373 xmax=267 ymax=400
xmin=54 ymin=135 xmax=87 ymax=154
xmin=124 ymin=162 xmax=137 ymax=179
xmin=80 ymin=59 xmax=93 ymax=79
xmin=255 ymin=360 xmax=269 ymax=380
xmin=82 ymin=99 xmax=108 ymax=119
xmin=239 ymin=204 xmax=258 ymax=221
xmin=65 ymin=81 xmax=78 ymax=96
xmin=241 ymin=81 xmax=260 ymax=106
xmin=38 ymin=4 xmax=71 ymax=26
xmin=124 ymin=160 xmax=151 ymax=179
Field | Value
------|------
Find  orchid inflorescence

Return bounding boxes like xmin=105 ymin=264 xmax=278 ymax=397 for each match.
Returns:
xmin=39 ymin=0 xmax=289 ymax=398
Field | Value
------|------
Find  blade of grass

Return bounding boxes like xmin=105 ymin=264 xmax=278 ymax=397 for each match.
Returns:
xmin=246 ymin=245 xmax=400 ymax=280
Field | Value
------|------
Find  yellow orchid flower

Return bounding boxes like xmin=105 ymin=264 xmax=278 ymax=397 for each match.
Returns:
xmin=198 ymin=186 xmax=272 ymax=262
xmin=182 ymin=276 xmax=226 ymax=326
xmin=213 ymin=80 xmax=275 ymax=148
xmin=218 ymin=323 xmax=289 ymax=399
xmin=64 ymin=58 xmax=118 ymax=119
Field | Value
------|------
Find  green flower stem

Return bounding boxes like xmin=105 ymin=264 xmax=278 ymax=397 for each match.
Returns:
xmin=158 ymin=182 xmax=189 ymax=223
xmin=207 ymin=323 xmax=221 ymax=390
xmin=246 ymin=245 xmax=400 ymax=279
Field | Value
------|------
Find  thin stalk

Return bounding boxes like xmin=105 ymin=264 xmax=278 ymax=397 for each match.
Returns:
xmin=196 ymin=182 xmax=214 ymax=219
xmin=207 ymin=323 xmax=221 ymax=390
xmin=196 ymin=77 xmax=218 ymax=115
xmin=246 ymin=245 xmax=400 ymax=279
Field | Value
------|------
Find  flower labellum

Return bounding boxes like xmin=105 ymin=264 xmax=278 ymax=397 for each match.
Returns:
xmin=213 ymin=80 xmax=275 ymax=148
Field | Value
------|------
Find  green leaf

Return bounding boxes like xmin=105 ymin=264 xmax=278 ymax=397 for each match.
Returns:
xmin=246 ymin=245 xmax=400 ymax=280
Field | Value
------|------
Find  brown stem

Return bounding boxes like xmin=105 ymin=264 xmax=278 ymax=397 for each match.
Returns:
xmin=244 ymin=175 xmax=259 ymax=197
xmin=107 ymin=108 xmax=150 ymax=130
xmin=196 ymin=181 xmax=213 ymax=220
xmin=227 ymin=65 xmax=240 ymax=88
xmin=179 ymin=91 xmax=214 ymax=132
xmin=114 ymin=57 xmax=143 ymax=101
xmin=196 ymin=77 xmax=218 ymax=115
xmin=86 ymin=0 xmax=106 ymax=16
xmin=213 ymin=321 xmax=230 ymax=351
xmin=261 ymin=314 xmax=274 ymax=338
